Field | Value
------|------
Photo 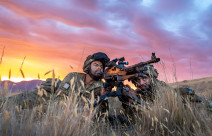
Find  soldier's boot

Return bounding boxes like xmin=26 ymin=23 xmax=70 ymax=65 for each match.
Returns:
xmin=206 ymin=99 xmax=212 ymax=112
xmin=178 ymin=87 xmax=195 ymax=97
xmin=0 ymin=97 xmax=6 ymax=111
xmin=0 ymin=97 xmax=4 ymax=104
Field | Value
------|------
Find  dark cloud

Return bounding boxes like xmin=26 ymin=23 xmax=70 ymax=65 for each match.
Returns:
xmin=153 ymin=0 xmax=194 ymax=13
xmin=0 ymin=0 xmax=108 ymax=30
xmin=0 ymin=0 xmax=211 ymax=81
xmin=71 ymin=0 xmax=99 ymax=11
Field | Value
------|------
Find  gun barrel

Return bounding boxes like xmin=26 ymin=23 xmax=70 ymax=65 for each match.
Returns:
xmin=125 ymin=58 xmax=160 ymax=72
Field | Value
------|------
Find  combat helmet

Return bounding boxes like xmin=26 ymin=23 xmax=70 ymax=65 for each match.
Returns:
xmin=83 ymin=52 xmax=110 ymax=74
xmin=129 ymin=64 xmax=158 ymax=85
xmin=140 ymin=64 xmax=158 ymax=79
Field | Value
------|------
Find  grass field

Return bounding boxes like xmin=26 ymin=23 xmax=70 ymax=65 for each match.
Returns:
xmin=0 ymin=77 xmax=212 ymax=136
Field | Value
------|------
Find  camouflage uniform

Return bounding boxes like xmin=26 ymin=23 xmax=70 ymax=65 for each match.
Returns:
xmin=56 ymin=72 xmax=102 ymax=98
xmin=0 ymin=78 xmax=61 ymax=109
xmin=0 ymin=52 xmax=110 ymax=115
xmin=124 ymin=64 xmax=212 ymax=112
xmin=109 ymin=65 xmax=212 ymax=127
xmin=55 ymin=72 xmax=108 ymax=114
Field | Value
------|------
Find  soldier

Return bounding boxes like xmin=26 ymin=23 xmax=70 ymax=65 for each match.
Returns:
xmin=122 ymin=64 xmax=212 ymax=112
xmin=0 ymin=78 xmax=61 ymax=109
xmin=103 ymin=64 xmax=212 ymax=126
xmin=55 ymin=52 xmax=110 ymax=115
xmin=0 ymin=52 xmax=110 ymax=116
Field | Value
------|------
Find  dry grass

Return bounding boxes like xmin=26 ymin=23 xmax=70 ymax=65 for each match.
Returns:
xmin=0 ymin=80 xmax=212 ymax=136
xmin=0 ymin=52 xmax=211 ymax=135
xmin=171 ymin=77 xmax=212 ymax=100
xmin=0 ymin=94 xmax=96 ymax=136
xmin=0 ymin=46 xmax=5 ymax=65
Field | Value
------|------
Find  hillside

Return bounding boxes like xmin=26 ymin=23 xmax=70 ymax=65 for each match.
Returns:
xmin=0 ymin=80 xmax=42 ymax=92
xmin=170 ymin=77 xmax=212 ymax=99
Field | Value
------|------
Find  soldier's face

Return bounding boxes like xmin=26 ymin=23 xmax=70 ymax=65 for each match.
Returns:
xmin=136 ymin=74 xmax=151 ymax=89
xmin=90 ymin=61 xmax=103 ymax=77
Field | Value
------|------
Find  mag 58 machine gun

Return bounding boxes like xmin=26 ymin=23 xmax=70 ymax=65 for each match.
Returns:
xmin=105 ymin=52 xmax=160 ymax=82
xmin=93 ymin=53 xmax=160 ymax=108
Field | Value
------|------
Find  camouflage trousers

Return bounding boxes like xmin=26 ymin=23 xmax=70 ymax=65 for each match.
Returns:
xmin=0 ymin=89 xmax=110 ymax=118
xmin=0 ymin=89 xmax=53 ymax=110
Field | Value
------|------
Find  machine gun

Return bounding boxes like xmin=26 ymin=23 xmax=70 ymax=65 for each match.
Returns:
xmin=104 ymin=52 xmax=160 ymax=82
xmin=92 ymin=53 xmax=160 ymax=108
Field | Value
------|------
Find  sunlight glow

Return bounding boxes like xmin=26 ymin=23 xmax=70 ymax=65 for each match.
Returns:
xmin=1 ymin=76 xmax=42 ymax=83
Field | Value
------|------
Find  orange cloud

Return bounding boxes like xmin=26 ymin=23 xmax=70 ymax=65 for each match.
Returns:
xmin=0 ymin=0 xmax=212 ymax=83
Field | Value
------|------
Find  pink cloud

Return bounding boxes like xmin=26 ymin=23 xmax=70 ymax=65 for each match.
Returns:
xmin=0 ymin=9 xmax=29 ymax=35
xmin=153 ymin=0 xmax=193 ymax=13
xmin=0 ymin=0 xmax=212 ymax=82
xmin=0 ymin=0 xmax=108 ymax=31
xmin=71 ymin=0 xmax=99 ymax=11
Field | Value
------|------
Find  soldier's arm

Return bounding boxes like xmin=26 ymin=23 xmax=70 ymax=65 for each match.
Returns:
xmin=0 ymin=88 xmax=44 ymax=109
xmin=99 ymin=89 xmax=109 ymax=114
xmin=55 ymin=73 xmax=75 ymax=97
xmin=0 ymin=78 xmax=62 ymax=110
xmin=117 ymin=85 xmax=137 ymax=113
xmin=121 ymin=85 xmax=137 ymax=103
xmin=40 ymin=78 xmax=61 ymax=93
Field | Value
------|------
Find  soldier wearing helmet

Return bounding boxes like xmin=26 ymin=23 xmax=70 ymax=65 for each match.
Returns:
xmin=127 ymin=64 xmax=162 ymax=102
xmin=122 ymin=64 xmax=212 ymax=112
xmin=0 ymin=52 xmax=110 ymax=115
xmin=106 ymin=64 xmax=212 ymax=127
xmin=55 ymin=52 xmax=110 ymax=115
xmin=56 ymin=52 xmax=109 ymax=98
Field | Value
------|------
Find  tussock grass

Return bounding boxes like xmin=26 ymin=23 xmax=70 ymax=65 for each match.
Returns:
xmin=0 ymin=52 xmax=211 ymax=135
xmin=0 ymin=82 xmax=211 ymax=136
xmin=0 ymin=93 xmax=96 ymax=136
xmin=0 ymin=46 xmax=5 ymax=65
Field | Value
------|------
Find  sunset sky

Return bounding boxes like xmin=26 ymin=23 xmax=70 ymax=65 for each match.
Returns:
xmin=0 ymin=0 xmax=211 ymax=83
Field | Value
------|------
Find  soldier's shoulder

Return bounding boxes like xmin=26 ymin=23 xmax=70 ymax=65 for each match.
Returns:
xmin=66 ymin=72 xmax=85 ymax=76
xmin=61 ymin=72 xmax=85 ymax=84
xmin=154 ymin=79 xmax=174 ymax=92
xmin=155 ymin=79 xmax=167 ymax=87
xmin=65 ymin=72 xmax=85 ymax=79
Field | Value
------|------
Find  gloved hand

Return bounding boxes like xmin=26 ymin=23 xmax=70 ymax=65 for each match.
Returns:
xmin=103 ymin=79 xmax=114 ymax=93
xmin=40 ymin=78 xmax=61 ymax=93
xmin=124 ymin=85 xmax=136 ymax=96
xmin=119 ymin=85 xmax=137 ymax=104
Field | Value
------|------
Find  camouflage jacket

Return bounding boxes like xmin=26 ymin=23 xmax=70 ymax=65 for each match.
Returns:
xmin=55 ymin=72 xmax=108 ymax=115
xmin=0 ymin=72 xmax=108 ymax=113
xmin=122 ymin=79 xmax=212 ymax=114
xmin=56 ymin=72 xmax=103 ymax=100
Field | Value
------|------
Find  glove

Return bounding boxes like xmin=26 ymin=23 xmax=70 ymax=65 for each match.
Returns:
xmin=103 ymin=79 xmax=114 ymax=93
xmin=119 ymin=85 xmax=137 ymax=104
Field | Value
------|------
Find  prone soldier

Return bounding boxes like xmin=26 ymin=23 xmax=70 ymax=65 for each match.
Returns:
xmin=103 ymin=64 xmax=212 ymax=126
xmin=0 ymin=52 xmax=110 ymax=116
xmin=122 ymin=64 xmax=212 ymax=113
